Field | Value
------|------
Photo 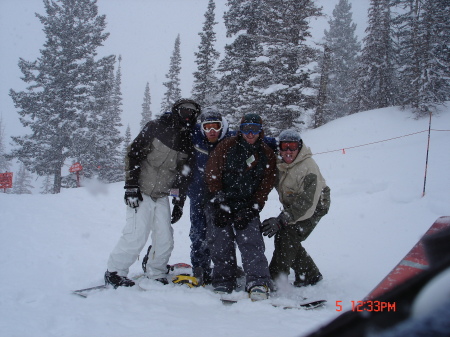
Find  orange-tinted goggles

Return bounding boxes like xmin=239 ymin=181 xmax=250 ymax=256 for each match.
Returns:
xmin=280 ymin=141 xmax=300 ymax=151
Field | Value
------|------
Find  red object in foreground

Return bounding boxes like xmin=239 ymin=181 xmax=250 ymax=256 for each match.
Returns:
xmin=364 ymin=216 xmax=450 ymax=301
xmin=0 ymin=172 xmax=13 ymax=190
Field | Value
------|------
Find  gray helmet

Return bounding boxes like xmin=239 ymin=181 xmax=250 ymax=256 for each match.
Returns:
xmin=200 ymin=109 xmax=222 ymax=123
xmin=279 ymin=129 xmax=302 ymax=142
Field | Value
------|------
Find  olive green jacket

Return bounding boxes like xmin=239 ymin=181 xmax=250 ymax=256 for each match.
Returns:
xmin=277 ymin=144 xmax=330 ymax=224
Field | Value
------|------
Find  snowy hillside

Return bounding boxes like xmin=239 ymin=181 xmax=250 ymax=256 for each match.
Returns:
xmin=1 ymin=106 xmax=449 ymax=337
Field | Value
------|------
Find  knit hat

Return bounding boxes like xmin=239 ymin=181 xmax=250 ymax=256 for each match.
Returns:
xmin=240 ymin=113 xmax=262 ymax=125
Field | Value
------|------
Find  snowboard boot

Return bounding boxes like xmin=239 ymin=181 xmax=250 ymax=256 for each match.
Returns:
xmin=193 ymin=266 xmax=212 ymax=286
xmin=104 ymin=270 xmax=135 ymax=289
xmin=248 ymin=285 xmax=269 ymax=301
xmin=213 ymin=285 xmax=233 ymax=294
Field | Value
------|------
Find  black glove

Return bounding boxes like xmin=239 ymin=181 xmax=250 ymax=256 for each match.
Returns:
xmin=124 ymin=186 xmax=143 ymax=208
xmin=262 ymin=212 xmax=288 ymax=238
xmin=208 ymin=192 xmax=231 ymax=228
xmin=213 ymin=204 xmax=232 ymax=228
xmin=171 ymin=205 xmax=182 ymax=224
xmin=234 ymin=207 xmax=258 ymax=230
xmin=171 ymin=196 xmax=185 ymax=224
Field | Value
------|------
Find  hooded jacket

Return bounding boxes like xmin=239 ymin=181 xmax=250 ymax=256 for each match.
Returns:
xmin=277 ymin=143 xmax=329 ymax=224
xmin=125 ymin=112 xmax=194 ymax=199
xmin=187 ymin=118 xmax=232 ymax=200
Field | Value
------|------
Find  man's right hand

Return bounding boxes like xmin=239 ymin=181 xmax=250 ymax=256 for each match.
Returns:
xmin=124 ymin=187 xmax=143 ymax=208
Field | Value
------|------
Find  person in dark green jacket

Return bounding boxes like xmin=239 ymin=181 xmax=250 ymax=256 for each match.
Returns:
xmin=262 ymin=129 xmax=330 ymax=288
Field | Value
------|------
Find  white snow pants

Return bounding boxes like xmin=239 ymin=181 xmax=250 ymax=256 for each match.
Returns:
xmin=107 ymin=194 xmax=173 ymax=279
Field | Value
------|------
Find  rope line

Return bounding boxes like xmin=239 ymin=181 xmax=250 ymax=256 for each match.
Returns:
xmin=313 ymin=129 xmax=449 ymax=156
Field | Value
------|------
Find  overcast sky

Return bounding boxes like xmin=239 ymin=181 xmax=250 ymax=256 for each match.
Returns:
xmin=0 ymin=0 xmax=370 ymax=145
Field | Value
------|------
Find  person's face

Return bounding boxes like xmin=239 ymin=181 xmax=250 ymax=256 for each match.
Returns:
xmin=242 ymin=132 xmax=259 ymax=145
xmin=240 ymin=123 xmax=262 ymax=145
xmin=202 ymin=121 xmax=222 ymax=143
xmin=279 ymin=141 xmax=300 ymax=164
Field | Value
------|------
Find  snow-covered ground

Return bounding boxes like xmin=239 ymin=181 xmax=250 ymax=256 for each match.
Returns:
xmin=1 ymin=106 xmax=449 ymax=337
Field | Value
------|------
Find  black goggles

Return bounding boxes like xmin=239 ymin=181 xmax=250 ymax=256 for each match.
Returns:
xmin=202 ymin=121 xmax=223 ymax=132
xmin=280 ymin=141 xmax=300 ymax=151
xmin=178 ymin=107 xmax=198 ymax=120
xmin=240 ymin=123 xmax=262 ymax=135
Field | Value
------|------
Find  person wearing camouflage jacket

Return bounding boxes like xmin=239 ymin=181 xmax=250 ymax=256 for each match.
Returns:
xmin=262 ymin=129 xmax=330 ymax=287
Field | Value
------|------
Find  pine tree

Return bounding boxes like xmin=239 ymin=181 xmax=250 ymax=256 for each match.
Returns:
xmin=160 ymin=34 xmax=182 ymax=113
xmin=97 ymin=55 xmax=124 ymax=183
xmin=122 ymin=124 xmax=132 ymax=161
xmin=216 ymin=0 xmax=266 ymax=128
xmin=393 ymin=0 xmax=450 ymax=116
xmin=12 ymin=163 xmax=34 ymax=194
xmin=40 ymin=175 xmax=53 ymax=194
xmin=254 ymin=0 xmax=323 ymax=134
xmin=140 ymin=82 xmax=152 ymax=130
xmin=217 ymin=0 xmax=322 ymax=133
xmin=322 ymin=0 xmax=361 ymax=121
xmin=0 ymin=117 xmax=11 ymax=173
xmin=192 ymin=0 xmax=220 ymax=109
xmin=353 ymin=0 xmax=398 ymax=112
xmin=9 ymin=0 xmax=114 ymax=193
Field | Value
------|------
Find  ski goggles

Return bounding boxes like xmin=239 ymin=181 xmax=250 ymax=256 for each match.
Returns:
xmin=202 ymin=121 xmax=223 ymax=133
xmin=178 ymin=107 xmax=199 ymax=120
xmin=279 ymin=141 xmax=300 ymax=151
xmin=240 ymin=123 xmax=262 ymax=135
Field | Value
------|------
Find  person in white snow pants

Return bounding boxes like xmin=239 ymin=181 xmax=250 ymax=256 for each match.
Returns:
xmin=104 ymin=98 xmax=200 ymax=288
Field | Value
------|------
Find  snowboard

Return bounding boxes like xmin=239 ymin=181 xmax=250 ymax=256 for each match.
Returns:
xmin=72 ymin=262 xmax=191 ymax=298
xmin=220 ymin=298 xmax=327 ymax=310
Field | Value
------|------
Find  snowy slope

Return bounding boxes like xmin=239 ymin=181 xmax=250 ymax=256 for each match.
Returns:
xmin=1 ymin=106 xmax=449 ymax=337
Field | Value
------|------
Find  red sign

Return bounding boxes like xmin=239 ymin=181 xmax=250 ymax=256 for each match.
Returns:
xmin=0 ymin=172 xmax=13 ymax=189
xmin=69 ymin=162 xmax=83 ymax=173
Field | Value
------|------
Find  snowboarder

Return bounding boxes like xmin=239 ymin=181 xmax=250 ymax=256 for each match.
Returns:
xmin=184 ymin=110 xmax=233 ymax=286
xmin=104 ymin=98 xmax=201 ymax=288
xmin=205 ymin=113 xmax=276 ymax=300
xmin=262 ymin=129 xmax=330 ymax=287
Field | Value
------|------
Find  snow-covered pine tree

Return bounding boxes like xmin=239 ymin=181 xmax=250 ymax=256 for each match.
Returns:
xmin=160 ymin=34 xmax=182 ymax=113
xmin=192 ymin=0 xmax=220 ymax=109
xmin=353 ymin=0 xmax=398 ymax=113
xmin=0 ymin=117 xmax=11 ymax=173
xmin=12 ymin=163 xmax=34 ymax=194
xmin=216 ymin=0 xmax=265 ymax=128
xmin=140 ymin=82 xmax=152 ymax=130
xmin=97 ymin=55 xmax=124 ymax=183
xmin=393 ymin=0 xmax=450 ymax=117
xmin=322 ymin=0 xmax=361 ymax=121
xmin=122 ymin=125 xmax=131 ymax=161
xmin=9 ymin=0 xmax=115 ymax=193
xmin=40 ymin=175 xmax=53 ymax=194
xmin=252 ymin=0 xmax=322 ymax=134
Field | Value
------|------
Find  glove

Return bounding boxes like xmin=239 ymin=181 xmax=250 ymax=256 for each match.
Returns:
xmin=124 ymin=186 xmax=143 ymax=208
xmin=208 ymin=191 xmax=232 ymax=228
xmin=171 ymin=196 xmax=185 ymax=224
xmin=262 ymin=212 xmax=289 ymax=238
xmin=171 ymin=205 xmax=183 ymax=224
xmin=214 ymin=205 xmax=233 ymax=228
xmin=234 ymin=207 xmax=258 ymax=230
xmin=261 ymin=218 xmax=281 ymax=238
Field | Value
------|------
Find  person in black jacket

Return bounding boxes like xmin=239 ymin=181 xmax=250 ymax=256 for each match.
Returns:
xmin=204 ymin=113 xmax=276 ymax=300
xmin=104 ymin=98 xmax=200 ymax=288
